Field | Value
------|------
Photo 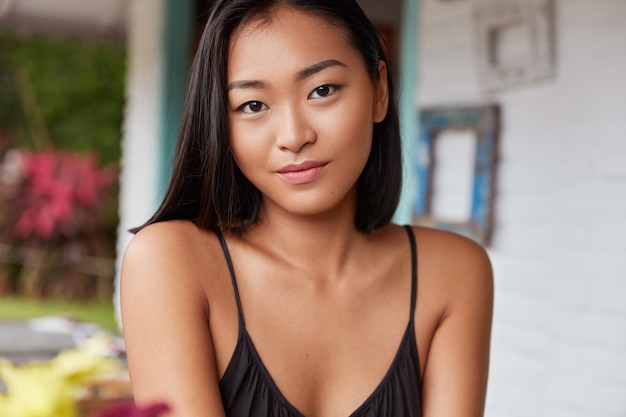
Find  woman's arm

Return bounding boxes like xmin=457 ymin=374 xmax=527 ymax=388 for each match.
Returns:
xmin=420 ymin=230 xmax=494 ymax=417
xmin=120 ymin=222 xmax=226 ymax=417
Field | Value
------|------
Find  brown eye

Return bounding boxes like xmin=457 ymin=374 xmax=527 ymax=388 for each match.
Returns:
xmin=309 ymin=84 xmax=338 ymax=99
xmin=239 ymin=100 xmax=268 ymax=114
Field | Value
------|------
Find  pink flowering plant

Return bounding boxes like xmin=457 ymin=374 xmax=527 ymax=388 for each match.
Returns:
xmin=1 ymin=149 xmax=116 ymax=241
xmin=0 ymin=148 xmax=117 ymax=297
xmin=89 ymin=401 xmax=170 ymax=417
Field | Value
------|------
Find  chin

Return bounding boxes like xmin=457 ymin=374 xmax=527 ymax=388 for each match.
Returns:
xmin=264 ymin=192 xmax=356 ymax=220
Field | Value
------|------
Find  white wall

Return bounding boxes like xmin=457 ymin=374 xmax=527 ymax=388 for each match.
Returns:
xmin=417 ymin=1 xmax=626 ymax=416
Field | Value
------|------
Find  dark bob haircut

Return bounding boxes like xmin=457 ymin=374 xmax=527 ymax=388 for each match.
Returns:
xmin=135 ymin=0 xmax=402 ymax=234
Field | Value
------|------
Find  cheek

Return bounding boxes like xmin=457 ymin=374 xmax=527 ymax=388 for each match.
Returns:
xmin=341 ymin=89 xmax=376 ymax=135
xmin=228 ymin=130 xmax=243 ymax=166
xmin=229 ymin=125 xmax=266 ymax=169
xmin=321 ymin=101 xmax=374 ymax=154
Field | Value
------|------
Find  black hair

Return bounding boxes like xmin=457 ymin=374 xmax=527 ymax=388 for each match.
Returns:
xmin=134 ymin=0 xmax=402 ymax=234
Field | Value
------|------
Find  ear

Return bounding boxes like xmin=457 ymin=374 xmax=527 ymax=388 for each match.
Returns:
xmin=372 ymin=60 xmax=389 ymax=123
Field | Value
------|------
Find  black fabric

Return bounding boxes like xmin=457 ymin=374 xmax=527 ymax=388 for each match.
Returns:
xmin=216 ymin=225 xmax=422 ymax=417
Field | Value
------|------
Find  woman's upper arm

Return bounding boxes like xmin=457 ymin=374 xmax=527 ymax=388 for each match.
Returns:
xmin=120 ymin=223 xmax=226 ymax=417
xmin=421 ymin=233 xmax=494 ymax=417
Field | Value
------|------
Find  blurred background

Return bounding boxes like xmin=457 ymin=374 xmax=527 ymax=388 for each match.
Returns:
xmin=0 ymin=0 xmax=624 ymax=416
xmin=0 ymin=1 xmax=125 ymax=321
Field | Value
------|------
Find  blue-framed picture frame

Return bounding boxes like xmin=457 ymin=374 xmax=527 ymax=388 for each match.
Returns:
xmin=412 ymin=104 xmax=499 ymax=245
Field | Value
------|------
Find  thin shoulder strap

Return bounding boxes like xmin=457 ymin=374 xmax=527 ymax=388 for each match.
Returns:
xmin=216 ymin=230 xmax=246 ymax=326
xmin=403 ymin=225 xmax=418 ymax=323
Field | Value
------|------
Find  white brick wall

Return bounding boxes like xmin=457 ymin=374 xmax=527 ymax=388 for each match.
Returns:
xmin=417 ymin=0 xmax=626 ymax=416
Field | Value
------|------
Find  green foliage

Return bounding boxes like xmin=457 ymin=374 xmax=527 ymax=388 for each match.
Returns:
xmin=0 ymin=296 xmax=117 ymax=331
xmin=0 ymin=33 xmax=126 ymax=165
xmin=0 ymin=33 xmax=126 ymax=300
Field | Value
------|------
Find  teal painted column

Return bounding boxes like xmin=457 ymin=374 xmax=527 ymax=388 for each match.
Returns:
xmin=158 ymin=0 xmax=193 ymax=199
xmin=395 ymin=0 xmax=420 ymax=224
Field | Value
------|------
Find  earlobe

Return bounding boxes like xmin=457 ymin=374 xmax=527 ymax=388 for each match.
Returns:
xmin=373 ymin=60 xmax=389 ymax=123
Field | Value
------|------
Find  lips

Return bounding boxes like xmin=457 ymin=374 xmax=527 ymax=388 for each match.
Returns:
xmin=278 ymin=161 xmax=326 ymax=173
xmin=277 ymin=161 xmax=327 ymax=184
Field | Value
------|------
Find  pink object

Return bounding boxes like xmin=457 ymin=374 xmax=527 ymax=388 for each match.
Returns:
xmin=2 ymin=149 xmax=117 ymax=240
xmin=89 ymin=400 xmax=170 ymax=417
xmin=277 ymin=161 xmax=327 ymax=184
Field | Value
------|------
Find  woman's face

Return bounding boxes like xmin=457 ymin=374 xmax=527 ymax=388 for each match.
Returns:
xmin=227 ymin=7 xmax=388 ymax=220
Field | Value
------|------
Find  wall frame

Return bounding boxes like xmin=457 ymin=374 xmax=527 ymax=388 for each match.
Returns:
xmin=413 ymin=105 xmax=499 ymax=245
xmin=476 ymin=0 xmax=555 ymax=91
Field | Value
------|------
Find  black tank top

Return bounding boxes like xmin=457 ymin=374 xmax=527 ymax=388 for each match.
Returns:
xmin=216 ymin=225 xmax=422 ymax=417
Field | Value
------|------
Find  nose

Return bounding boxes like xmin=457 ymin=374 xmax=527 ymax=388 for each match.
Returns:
xmin=275 ymin=103 xmax=317 ymax=152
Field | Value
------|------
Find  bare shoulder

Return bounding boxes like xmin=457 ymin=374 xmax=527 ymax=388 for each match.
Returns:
xmin=123 ymin=220 xmax=219 ymax=274
xmin=411 ymin=225 xmax=493 ymax=309
xmin=120 ymin=221 xmax=228 ymax=414
xmin=408 ymin=227 xmax=493 ymax=416
xmin=412 ymin=225 xmax=492 ymax=279
xmin=123 ymin=220 xmax=209 ymax=263
xmin=120 ymin=220 xmax=221 ymax=314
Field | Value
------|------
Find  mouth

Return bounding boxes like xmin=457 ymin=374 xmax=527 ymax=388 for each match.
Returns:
xmin=277 ymin=161 xmax=328 ymax=184
xmin=278 ymin=161 xmax=326 ymax=173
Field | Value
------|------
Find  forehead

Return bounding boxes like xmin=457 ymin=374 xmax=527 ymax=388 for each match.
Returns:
xmin=227 ymin=7 xmax=358 ymax=77
xmin=232 ymin=6 xmax=351 ymax=45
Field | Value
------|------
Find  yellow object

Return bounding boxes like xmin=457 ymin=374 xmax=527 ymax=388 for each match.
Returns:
xmin=0 ymin=332 xmax=121 ymax=417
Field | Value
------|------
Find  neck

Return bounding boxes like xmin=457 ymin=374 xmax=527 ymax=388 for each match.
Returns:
xmin=245 ymin=201 xmax=367 ymax=282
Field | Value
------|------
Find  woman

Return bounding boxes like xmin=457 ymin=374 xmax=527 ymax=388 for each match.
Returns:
xmin=120 ymin=1 xmax=493 ymax=416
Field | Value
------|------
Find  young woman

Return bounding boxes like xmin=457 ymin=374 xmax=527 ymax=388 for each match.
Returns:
xmin=120 ymin=1 xmax=493 ymax=416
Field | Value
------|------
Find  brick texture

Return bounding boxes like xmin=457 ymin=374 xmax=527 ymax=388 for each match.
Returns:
xmin=417 ymin=0 xmax=626 ymax=416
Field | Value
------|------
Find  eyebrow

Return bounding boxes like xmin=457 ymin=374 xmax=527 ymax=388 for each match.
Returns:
xmin=227 ymin=59 xmax=347 ymax=91
xmin=296 ymin=59 xmax=346 ymax=81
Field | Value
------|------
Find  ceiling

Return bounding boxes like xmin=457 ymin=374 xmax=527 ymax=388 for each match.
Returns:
xmin=0 ymin=0 xmax=127 ymax=43
xmin=0 ymin=0 xmax=404 ymax=46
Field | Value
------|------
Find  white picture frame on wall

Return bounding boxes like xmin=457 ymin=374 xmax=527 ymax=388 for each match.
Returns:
xmin=476 ymin=0 xmax=555 ymax=91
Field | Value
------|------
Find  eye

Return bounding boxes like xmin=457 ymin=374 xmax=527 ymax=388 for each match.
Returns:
xmin=238 ymin=101 xmax=268 ymax=114
xmin=309 ymin=84 xmax=338 ymax=100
